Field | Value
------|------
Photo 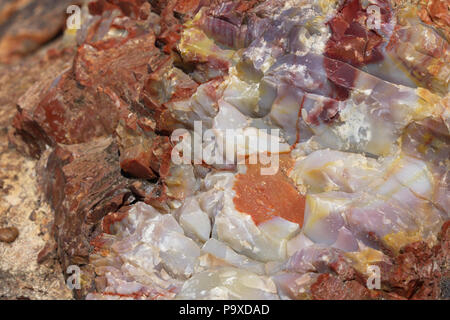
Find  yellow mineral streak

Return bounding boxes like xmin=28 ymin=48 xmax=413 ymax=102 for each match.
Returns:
xmin=179 ymin=28 xmax=236 ymax=62
xmin=345 ymin=248 xmax=385 ymax=275
xmin=382 ymin=231 xmax=422 ymax=253
xmin=303 ymin=194 xmax=352 ymax=230
xmin=179 ymin=10 xmax=237 ymax=65
xmin=416 ymin=87 xmax=443 ymax=117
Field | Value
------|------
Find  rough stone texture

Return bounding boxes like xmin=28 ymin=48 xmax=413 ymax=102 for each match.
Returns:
xmin=311 ymin=274 xmax=372 ymax=300
xmin=41 ymin=137 xmax=135 ymax=298
xmin=6 ymin=0 xmax=183 ymax=299
xmin=0 ymin=0 xmax=76 ymax=63
xmin=380 ymin=221 xmax=450 ymax=299
xmin=309 ymin=221 xmax=450 ymax=300
xmin=0 ymin=118 xmax=73 ymax=300
xmin=0 ymin=37 xmax=75 ymax=299
xmin=418 ymin=0 xmax=450 ymax=41
xmin=13 ymin=70 xmax=120 ymax=157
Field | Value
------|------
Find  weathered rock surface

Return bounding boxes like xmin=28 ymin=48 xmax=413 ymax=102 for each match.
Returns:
xmin=309 ymin=222 xmax=450 ymax=299
xmin=0 ymin=0 xmax=75 ymax=63
xmin=41 ymin=137 xmax=136 ymax=298
xmin=0 ymin=37 xmax=75 ymax=299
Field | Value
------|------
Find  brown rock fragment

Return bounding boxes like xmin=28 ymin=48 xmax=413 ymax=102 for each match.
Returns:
xmin=32 ymin=73 xmax=118 ymax=143
xmin=0 ymin=227 xmax=19 ymax=243
xmin=12 ymin=5 xmax=165 ymax=158
xmin=41 ymin=137 xmax=134 ymax=298
xmin=115 ymin=108 xmax=173 ymax=180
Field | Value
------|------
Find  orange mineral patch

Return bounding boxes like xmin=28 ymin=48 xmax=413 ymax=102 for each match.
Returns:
xmin=232 ymin=154 xmax=305 ymax=226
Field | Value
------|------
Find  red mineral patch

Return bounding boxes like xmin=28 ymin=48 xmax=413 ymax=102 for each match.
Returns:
xmin=233 ymin=154 xmax=305 ymax=226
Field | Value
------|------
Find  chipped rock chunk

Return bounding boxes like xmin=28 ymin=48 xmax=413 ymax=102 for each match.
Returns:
xmin=0 ymin=227 xmax=19 ymax=243
xmin=177 ymin=197 xmax=211 ymax=243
